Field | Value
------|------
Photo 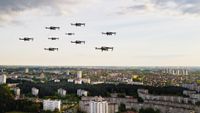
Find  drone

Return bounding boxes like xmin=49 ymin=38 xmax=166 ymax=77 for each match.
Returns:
xmin=71 ymin=23 xmax=85 ymax=27
xmin=19 ymin=37 xmax=34 ymax=41
xmin=102 ymin=32 xmax=116 ymax=36
xmin=45 ymin=26 xmax=60 ymax=30
xmin=44 ymin=48 xmax=58 ymax=51
xmin=71 ymin=40 xmax=85 ymax=44
xmin=95 ymin=46 xmax=114 ymax=51
xmin=65 ymin=33 xmax=75 ymax=36
xmin=48 ymin=37 xmax=59 ymax=40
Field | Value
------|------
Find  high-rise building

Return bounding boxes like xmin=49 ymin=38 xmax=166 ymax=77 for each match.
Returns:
xmin=0 ymin=74 xmax=6 ymax=84
xmin=77 ymin=71 xmax=82 ymax=79
xmin=89 ymin=96 xmax=109 ymax=113
xmin=40 ymin=72 xmax=45 ymax=79
xmin=43 ymin=100 xmax=61 ymax=111
xmin=66 ymin=70 xmax=70 ymax=75
xmin=32 ymin=87 xmax=39 ymax=96
xmin=25 ymin=68 xmax=29 ymax=74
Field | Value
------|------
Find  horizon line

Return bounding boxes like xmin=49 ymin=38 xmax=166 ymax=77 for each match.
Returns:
xmin=0 ymin=64 xmax=200 ymax=68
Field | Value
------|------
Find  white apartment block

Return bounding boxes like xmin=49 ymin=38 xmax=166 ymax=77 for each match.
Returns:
xmin=58 ymin=88 xmax=66 ymax=97
xmin=77 ymin=89 xmax=88 ymax=97
xmin=89 ymin=97 xmax=109 ymax=113
xmin=77 ymin=71 xmax=82 ymax=79
xmin=138 ymin=89 xmax=200 ymax=105
xmin=32 ymin=87 xmax=39 ymax=96
xmin=74 ymin=79 xmax=82 ymax=84
xmin=163 ymin=68 xmax=189 ymax=75
xmin=43 ymin=99 xmax=61 ymax=111
xmin=68 ymin=79 xmax=74 ymax=83
xmin=82 ymin=78 xmax=91 ymax=84
xmin=14 ymin=87 xmax=20 ymax=96
xmin=0 ymin=74 xmax=6 ymax=84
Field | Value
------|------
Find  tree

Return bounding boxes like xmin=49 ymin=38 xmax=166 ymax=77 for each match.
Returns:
xmin=196 ymin=101 xmax=200 ymax=106
xmin=0 ymin=84 xmax=41 ymax=112
xmin=139 ymin=108 xmax=160 ymax=113
xmin=138 ymin=97 xmax=144 ymax=103
xmin=118 ymin=103 xmax=126 ymax=112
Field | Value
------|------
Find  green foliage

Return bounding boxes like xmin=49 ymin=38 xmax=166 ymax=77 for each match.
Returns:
xmin=41 ymin=110 xmax=61 ymax=113
xmin=15 ymin=79 xmax=186 ymax=98
xmin=196 ymin=101 xmax=200 ymax=106
xmin=139 ymin=108 xmax=160 ymax=113
xmin=118 ymin=103 xmax=126 ymax=112
xmin=14 ymin=99 xmax=41 ymax=112
xmin=137 ymin=97 xmax=144 ymax=103
xmin=77 ymin=108 xmax=86 ymax=113
xmin=117 ymin=93 xmax=126 ymax=98
xmin=0 ymin=84 xmax=15 ymax=113
xmin=42 ymin=110 xmax=53 ymax=113
xmin=0 ymin=84 xmax=41 ymax=113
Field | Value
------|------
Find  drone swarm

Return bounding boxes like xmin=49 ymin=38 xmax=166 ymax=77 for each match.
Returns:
xmin=19 ymin=22 xmax=116 ymax=52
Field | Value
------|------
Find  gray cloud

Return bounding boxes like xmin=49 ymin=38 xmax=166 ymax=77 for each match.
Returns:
xmin=152 ymin=0 xmax=200 ymax=14
xmin=120 ymin=0 xmax=200 ymax=16
xmin=0 ymin=0 xmax=91 ymax=22
xmin=127 ymin=5 xmax=148 ymax=11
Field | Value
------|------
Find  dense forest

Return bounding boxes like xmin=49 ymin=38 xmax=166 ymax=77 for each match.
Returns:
xmin=8 ymin=79 xmax=187 ymax=98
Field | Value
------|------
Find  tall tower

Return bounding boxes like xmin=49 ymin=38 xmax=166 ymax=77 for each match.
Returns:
xmin=77 ymin=71 xmax=82 ymax=79
xmin=25 ymin=68 xmax=29 ymax=74
xmin=66 ymin=70 xmax=70 ymax=75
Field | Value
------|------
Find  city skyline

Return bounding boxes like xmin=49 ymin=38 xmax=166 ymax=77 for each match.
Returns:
xmin=1 ymin=0 xmax=200 ymax=66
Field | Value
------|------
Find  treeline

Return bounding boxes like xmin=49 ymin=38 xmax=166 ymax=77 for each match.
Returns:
xmin=7 ymin=79 xmax=187 ymax=98
xmin=139 ymin=108 xmax=160 ymax=113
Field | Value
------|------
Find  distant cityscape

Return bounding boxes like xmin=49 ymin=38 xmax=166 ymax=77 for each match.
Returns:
xmin=0 ymin=66 xmax=200 ymax=113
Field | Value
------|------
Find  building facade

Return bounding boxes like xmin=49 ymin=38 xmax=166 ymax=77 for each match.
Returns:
xmin=43 ymin=99 xmax=61 ymax=111
xmin=14 ymin=87 xmax=20 ymax=96
xmin=32 ymin=87 xmax=39 ymax=96
xmin=89 ymin=97 xmax=109 ymax=113
xmin=77 ymin=71 xmax=82 ymax=79
xmin=77 ymin=89 xmax=88 ymax=97
xmin=0 ymin=74 xmax=6 ymax=84
xmin=58 ymin=88 xmax=66 ymax=97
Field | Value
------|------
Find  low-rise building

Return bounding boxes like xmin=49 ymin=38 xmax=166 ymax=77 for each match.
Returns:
xmin=67 ymin=79 xmax=74 ymax=83
xmin=43 ymin=99 xmax=61 ymax=111
xmin=54 ymin=79 xmax=60 ymax=83
xmin=58 ymin=88 xmax=66 ymax=97
xmin=183 ymin=90 xmax=196 ymax=96
xmin=77 ymin=89 xmax=88 ymax=97
xmin=14 ymin=87 xmax=20 ymax=96
xmin=138 ymin=89 xmax=200 ymax=105
xmin=32 ymin=87 xmax=39 ymax=96
xmin=82 ymin=78 xmax=91 ymax=84
xmin=190 ymin=94 xmax=200 ymax=101
xmin=74 ymin=79 xmax=82 ymax=84
xmin=0 ymin=74 xmax=6 ymax=84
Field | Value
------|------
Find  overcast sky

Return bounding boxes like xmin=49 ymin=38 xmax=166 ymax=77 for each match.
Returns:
xmin=0 ymin=0 xmax=200 ymax=66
